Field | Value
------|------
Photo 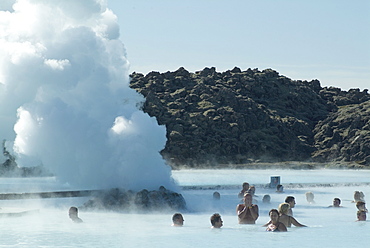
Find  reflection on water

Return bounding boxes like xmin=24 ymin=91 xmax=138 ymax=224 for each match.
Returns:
xmin=0 ymin=169 xmax=369 ymax=248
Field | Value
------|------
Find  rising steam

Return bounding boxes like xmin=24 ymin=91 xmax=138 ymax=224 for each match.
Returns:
xmin=0 ymin=0 xmax=175 ymax=190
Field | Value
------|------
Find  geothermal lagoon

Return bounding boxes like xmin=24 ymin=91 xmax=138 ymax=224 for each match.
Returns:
xmin=0 ymin=168 xmax=369 ymax=248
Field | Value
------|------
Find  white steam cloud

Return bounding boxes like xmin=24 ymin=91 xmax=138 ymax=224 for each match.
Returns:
xmin=0 ymin=0 xmax=175 ymax=191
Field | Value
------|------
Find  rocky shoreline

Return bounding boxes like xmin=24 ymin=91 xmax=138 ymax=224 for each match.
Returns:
xmin=171 ymin=161 xmax=369 ymax=170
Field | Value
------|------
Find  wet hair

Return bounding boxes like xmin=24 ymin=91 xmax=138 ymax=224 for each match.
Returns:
xmin=243 ymin=192 xmax=252 ymax=198
xmin=210 ymin=213 xmax=222 ymax=226
xmin=356 ymin=201 xmax=365 ymax=208
xmin=354 ymin=191 xmax=362 ymax=201
xmin=262 ymin=194 xmax=271 ymax=203
xmin=69 ymin=206 xmax=78 ymax=216
xmin=276 ymin=184 xmax=283 ymax=191
xmin=269 ymin=209 xmax=279 ymax=216
xmin=172 ymin=213 xmax=183 ymax=224
xmin=334 ymin=197 xmax=341 ymax=204
xmin=213 ymin=191 xmax=220 ymax=200
xmin=247 ymin=186 xmax=256 ymax=195
xmin=278 ymin=203 xmax=290 ymax=215
xmin=242 ymin=182 xmax=249 ymax=188
xmin=285 ymin=196 xmax=295 ymax=203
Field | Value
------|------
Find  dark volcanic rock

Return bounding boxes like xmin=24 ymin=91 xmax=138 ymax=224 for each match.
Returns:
xmin=312 ymin=100 xmax=370 ymax=165
xmin=130 ymin=67 xmax=370 ymax=167
xmin=81 ymin=187 xmax=186 ymax=212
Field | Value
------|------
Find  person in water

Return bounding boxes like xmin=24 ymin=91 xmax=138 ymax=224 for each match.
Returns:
xmin=265 ymin=209 xmax=287 ymax=232
xmin=172 ymin=213 xmax=184 ymax=226
xmin=213 ymin=191 xmax=220 ymax=200
xmin=357 ymin=210 xmax=367 ymax=221
xmin=69 ymin=207 xmax=83 ymax=223
xmin=262 ymin=194 xmax=271 ymax=204
xmin=263 ymin=203 xmax=306 ymax=228
xmin=329 ymin=197 xmax=342 ymax=207
xmin=278 ymin=203 xmax=306 ymax=227
xmin=276 ymin=184 xmax=284 ymax=193
xmin=305 ymin=192 xmax=315 ymax=204
xmin=356 ymin=201 xmax=368 ymax=213
xmin=285 ymin=196 xmax=296 ymax=216
xmin=238 ymin=182 xmax=250 ymax=198
xmin=210 ymin=213 xmax=223 ymax=228
xmin=352 ymin=191 xmax=365 ymax=203
xmin=236 ymin=193 xmax=259 ymax=224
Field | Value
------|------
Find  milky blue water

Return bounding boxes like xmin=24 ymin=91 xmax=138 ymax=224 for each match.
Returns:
xmin=0 ymin=169 xmax=369 ymax=248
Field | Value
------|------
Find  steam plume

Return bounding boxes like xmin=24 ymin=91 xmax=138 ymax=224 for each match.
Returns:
xmin=0 ymin=0 xmax=175 ymax=190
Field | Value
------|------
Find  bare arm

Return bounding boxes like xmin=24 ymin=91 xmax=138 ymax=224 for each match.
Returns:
xmin=262 ymin=220 xmax=271 ymax=227
xmin=291 ymin=217 xmax=306 ymax=227
xmin=236 ymin=204 xmax=248 ymax=219
xmin=250 ymin=205 xmax=259 ymax=221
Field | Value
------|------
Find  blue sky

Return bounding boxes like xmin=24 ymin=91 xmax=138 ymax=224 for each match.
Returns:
xmin=108 ymin=0 xmax=369 ymax=90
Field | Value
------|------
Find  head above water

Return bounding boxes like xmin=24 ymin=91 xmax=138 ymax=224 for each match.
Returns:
xmin=242 ymin=182 xmax=250 ymax=190
xmin=356 ymin=201 xmax=366 ymax=210
xmin=68 ymin=206 xmax=82 ymax=223
xmin=333 ymin=197 xmax=341 ymax=207
xmin=172 ymin=213 xmax=184 ymax=226
xmin=213 ymin=191 xmax=220 ymax=200
xmin=278 ymin=203 xmax=290 ymax=215
xmin=210 ymin=213 xmax=223 ymax=228
xmin=276 ymin=184 xmax=284 ymax=192
xmin=305 ymin=192 xmax=315 ymax=203
xmin=354 ymin=191 xmax=365 ymax=202
xmin=269 ymin=209 xmax=280 ymax=223
xmin=357 ymin=210 xmax=367 ymax=221
xmin=285 ymin=196 xmax=296 ymax=208
xmin=69 ymin=207 xmax=78 ymax=217
xmin=262 ymin=194 xmax=271 ymax=203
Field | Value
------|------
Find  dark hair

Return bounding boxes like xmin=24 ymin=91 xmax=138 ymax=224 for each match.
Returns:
xmin=285 ymin=196 xmax=295 ymax=203
xmin=262 ymin=194 xmax=271 ymax=203
xmin=172 ymin=213 xmax=183 ymax=222
xmin=269 ymin=209 xmax=279 ymax=216
xmin=334 ymin=197 xmax=341 ymax=204
xmin=69 ymin=206 xmax=78 ymax=214
xmin=210 ymin=213 xmax=221 ymax=226
xmin=213 ymin=191 xmax=220 ymax=200
xmin=356 ymin=201 xmax=365 ymax=207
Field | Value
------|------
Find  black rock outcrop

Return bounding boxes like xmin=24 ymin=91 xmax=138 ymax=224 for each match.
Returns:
xmin=130 ymin=67 xmax=370 ymax=167
xmin=81 ymin=187 xmax=186 ymax=212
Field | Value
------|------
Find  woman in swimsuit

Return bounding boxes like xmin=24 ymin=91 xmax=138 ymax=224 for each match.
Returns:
xmin=265 ymin=209 xmax=287 ymax=232
xmin=278 ymin=203 xmax=306 ymax=227
xmin=263 ymin=203 xmax=306 ymax=228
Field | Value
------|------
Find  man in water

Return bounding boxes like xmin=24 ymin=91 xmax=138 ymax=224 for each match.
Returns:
xmin=276 ymin=184 xmax=284 ymax=193
xmin=238 ymin=182 xmax=249 ymax=198
xmin=69 ymin=207 xmax=83 ymax=223
xmin=357 ymin=210 xmax=367 ymax=221
xmin=285 ymin=196 xmax=296 ymax=216
xmin=329 ymin=198 xmax=342 ymax=207
xmin=210 ymin=213 xmax=223 ymax=228
xmin=236 ymin=193 xmax=259 ymax=224
xmin=172 ymin=213 xmax=184 ymax=226
xmin=356 ymin=201 xmax=368 ymax=213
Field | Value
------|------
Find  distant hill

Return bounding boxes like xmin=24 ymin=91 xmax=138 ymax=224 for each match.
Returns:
xmin=130 ymin=67 xmax=370 ymax=168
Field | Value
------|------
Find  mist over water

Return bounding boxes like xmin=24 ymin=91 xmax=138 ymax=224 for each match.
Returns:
xmin=0 ymin=0 xmax=175 ymax=190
